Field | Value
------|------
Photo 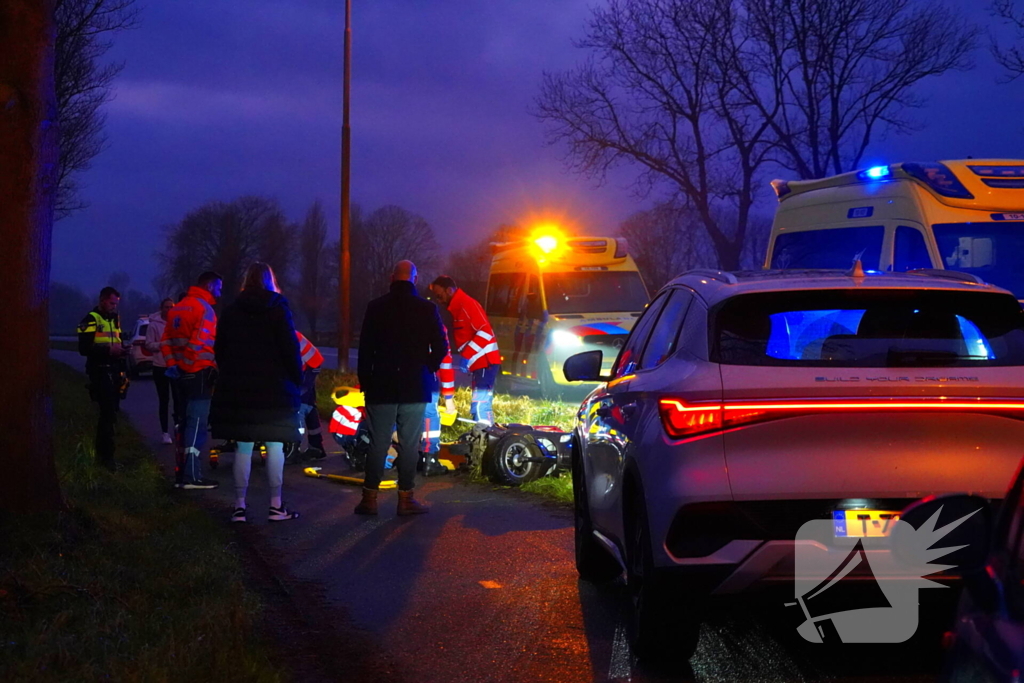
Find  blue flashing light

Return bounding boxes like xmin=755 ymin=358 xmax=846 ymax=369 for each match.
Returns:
xmin=859 ymin=165 xmax=891 ymax=181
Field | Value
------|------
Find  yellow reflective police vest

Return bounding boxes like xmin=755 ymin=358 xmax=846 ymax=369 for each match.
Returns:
xmin=78 ymin=311 xmax=121 ymax=346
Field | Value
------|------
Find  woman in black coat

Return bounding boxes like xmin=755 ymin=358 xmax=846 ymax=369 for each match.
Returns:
xmin=211 ymin=262 xmax=302 ymax=522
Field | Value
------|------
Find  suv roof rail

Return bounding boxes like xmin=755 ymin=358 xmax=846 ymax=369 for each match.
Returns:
xmin=686 ymin=269 xmax=739 ymax=285
xmin=905 ymin=268 xmax=986 ymax=285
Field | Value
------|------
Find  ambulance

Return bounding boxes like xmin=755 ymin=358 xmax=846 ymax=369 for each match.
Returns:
xmin=764 ymin=160 xmax=1024 ymax=299
xmin=485 ymin=232 xmax=649 ymax=397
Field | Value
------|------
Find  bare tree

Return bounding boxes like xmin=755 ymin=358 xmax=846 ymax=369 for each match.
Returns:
xmin=297 ymin=200 xmax=329 ymax=334
xmin=992 ymin=0 xmax=1024 ymax=80
xmin=54 ymin=0 xmax=139 ymax=218
xmin=156 ymin=196 xmax=292 ymax=304
xmin=0 ymin=0 xmax=65 ymax=512
xmin=536 ymin=0 xmax=977 ymax=269
xmin=618 ymin=203 xmax=717 ymax=291
xmin=351 ymin=205 xmax=441 ymax=320
xmin=740 ymin=0 xmax=978 ymax=178
xmin=536 ymin=0 xmax=774 ymax=270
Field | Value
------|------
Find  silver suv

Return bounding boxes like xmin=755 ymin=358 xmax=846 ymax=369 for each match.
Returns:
xmin=563 ymin=269 xmax=1024 ymax=664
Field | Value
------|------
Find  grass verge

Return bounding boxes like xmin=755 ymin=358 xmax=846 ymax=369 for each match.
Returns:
xmin=0 ymin=361 xmax=282 ymax=682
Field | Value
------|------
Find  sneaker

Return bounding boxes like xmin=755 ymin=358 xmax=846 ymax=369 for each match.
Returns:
xmin=162 ymin=432 xmax=173 ymax=445
xmin=231 ymin=507 xmax=247 ymax=523
xmin=181 ymin=478 xmax=219 ymax=490
xmin=268 ymin=505 xmax=299 ymax=522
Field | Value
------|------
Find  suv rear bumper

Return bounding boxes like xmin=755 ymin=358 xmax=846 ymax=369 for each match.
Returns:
xmin=658 ymin=499 xmax=972 ymax=595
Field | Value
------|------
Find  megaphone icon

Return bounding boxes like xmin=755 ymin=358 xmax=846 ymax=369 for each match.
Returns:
xmin=790 ymin=539 xmax=892 ymax=643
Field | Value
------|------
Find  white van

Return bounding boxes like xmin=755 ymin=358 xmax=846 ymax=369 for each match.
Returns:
xmin=764 ymin=160 xmax=1024 ymax=298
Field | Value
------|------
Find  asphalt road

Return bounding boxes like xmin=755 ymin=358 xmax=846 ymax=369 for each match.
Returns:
xmin=52 ymin=350 xmax=953 ymax=682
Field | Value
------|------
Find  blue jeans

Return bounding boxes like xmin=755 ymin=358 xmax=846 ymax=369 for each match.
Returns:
xmin=177 ymin=367 xmax=214 ymax=484
xmin=422 ymin=391 xmax=441 ymax=455
xmin=471 ymin=364 xmax=499 ymax=424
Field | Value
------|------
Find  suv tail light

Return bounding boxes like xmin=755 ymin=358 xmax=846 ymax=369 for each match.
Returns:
xmin=659 ymin=397 xmax=1024 ymax=440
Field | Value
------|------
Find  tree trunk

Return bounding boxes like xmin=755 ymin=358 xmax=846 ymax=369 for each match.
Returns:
xmin=0 ymin=0 xmax=64 ymax=513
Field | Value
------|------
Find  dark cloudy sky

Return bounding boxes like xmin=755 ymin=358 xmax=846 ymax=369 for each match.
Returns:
xmin=53 ymin=0 xmax=1023 ymax=297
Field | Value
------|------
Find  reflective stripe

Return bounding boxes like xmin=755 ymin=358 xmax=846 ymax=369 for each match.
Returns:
xmin=467 ymin=342 xmax=499 ymax=367
xmin=439 ymin=363 xmax=453 ymax=370
xmin=308 ymin=427 xmax=322 ymax=436
xmin=475 ymin=330 xmax=494 ymax=342
xmin=424 ymin=429 xmax=441 ymax=438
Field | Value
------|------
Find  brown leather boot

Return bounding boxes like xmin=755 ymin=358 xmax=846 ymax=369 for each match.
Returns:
xmin=397 ymin=489 xmax=429 ymax=516
xmin=354 ymin=487 xmax=379 ymax=515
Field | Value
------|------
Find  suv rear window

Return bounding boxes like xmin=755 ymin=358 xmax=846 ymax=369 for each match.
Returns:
xmin=712 ymin=289 xmax=1024 ymax=367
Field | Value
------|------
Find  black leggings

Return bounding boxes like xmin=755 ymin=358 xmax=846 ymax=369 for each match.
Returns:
xmin=152 ymin=366 xmax=178 ymax=433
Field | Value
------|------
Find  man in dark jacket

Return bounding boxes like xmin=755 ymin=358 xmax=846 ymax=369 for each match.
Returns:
xmin=356 ymin=260 xmax=448 ymax=516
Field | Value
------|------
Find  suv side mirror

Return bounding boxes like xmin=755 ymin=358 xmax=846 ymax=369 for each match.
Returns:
xmin=563 ymin=350 xmax=604 ymax=382
xmin=894 ymin=494 xmax=992 ymax=575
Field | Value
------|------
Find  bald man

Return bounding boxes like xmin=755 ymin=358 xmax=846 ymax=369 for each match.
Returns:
xmin=355 ymin=260 xmax=449 ymax=516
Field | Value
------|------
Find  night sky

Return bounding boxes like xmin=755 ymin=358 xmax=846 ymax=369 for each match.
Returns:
xmin=53 ymin=0 xmax=1023 ymax=297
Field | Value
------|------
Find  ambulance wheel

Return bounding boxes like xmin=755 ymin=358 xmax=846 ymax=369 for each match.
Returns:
xmin=487 ymin=434 xmax=544 ymax=486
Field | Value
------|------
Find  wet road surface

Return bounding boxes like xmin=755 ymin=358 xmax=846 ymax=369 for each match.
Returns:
xmin=53 ymin=351 xmax=952 ymax=682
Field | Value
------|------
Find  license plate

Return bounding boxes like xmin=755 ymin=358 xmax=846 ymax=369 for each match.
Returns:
xmin=833 ymin=509 xmax=901 ymax=538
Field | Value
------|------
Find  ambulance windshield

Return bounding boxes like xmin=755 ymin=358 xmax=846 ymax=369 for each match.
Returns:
xmin=543 ymin=271 xmax=649 ymax=314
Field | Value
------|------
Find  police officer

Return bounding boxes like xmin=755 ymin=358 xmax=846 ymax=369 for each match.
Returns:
xmin=77 ymin=286 xmax=129 ymax=471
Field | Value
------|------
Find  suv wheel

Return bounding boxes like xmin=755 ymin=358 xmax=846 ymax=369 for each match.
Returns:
xmin=624 ymin=490 xmax=700 ymax=666
xmin=573 ymin=447 xmax=622 ymax=582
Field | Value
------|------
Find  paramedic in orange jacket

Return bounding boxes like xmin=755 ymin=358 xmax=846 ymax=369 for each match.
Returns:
xmin=161 ymin=271 xmax=222 ymax=489
xmin=429 ymin=275 xmax=500 ymax=424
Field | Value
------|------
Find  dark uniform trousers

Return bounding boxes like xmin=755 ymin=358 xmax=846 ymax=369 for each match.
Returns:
xmin=89 ymin=367 xmax=122 ymax=467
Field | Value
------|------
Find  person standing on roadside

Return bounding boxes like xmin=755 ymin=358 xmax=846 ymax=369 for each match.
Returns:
xmin=285 ymin=331 xmax=327 ymax=464
xmin=429 ymin=275 xmax=501 ymax=424
xmin=210 ymin=263 xmax=302 ymax=523
xmin=145 ymin=298 xmax=177 ymax=444
xmin=356 ymin=260 xmax=448 ymax=516
xmin=77 ymin=286 xmax=129 ymax=471
xmin=161 ymin=271 xmax=222 ymax=490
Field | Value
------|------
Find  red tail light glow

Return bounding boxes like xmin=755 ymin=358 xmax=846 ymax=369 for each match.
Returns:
xmin=658 ymin=397 xmax=1024 ymax=440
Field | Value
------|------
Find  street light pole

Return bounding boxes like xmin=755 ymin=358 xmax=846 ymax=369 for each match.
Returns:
xmin=338 ymin=0 xmax=352 ymax=371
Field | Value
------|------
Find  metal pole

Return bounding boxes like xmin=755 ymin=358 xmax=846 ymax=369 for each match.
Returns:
xmin=338 ymin=0 xmax=352 ymax=371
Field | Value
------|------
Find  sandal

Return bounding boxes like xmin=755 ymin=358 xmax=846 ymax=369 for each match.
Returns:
xmin=268 ymin=505 xmax=299 ymax=522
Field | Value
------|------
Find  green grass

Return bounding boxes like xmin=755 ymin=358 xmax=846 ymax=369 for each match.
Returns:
xmin=315 ymin=370 xmax=578 ymax=505
xmin=0 ymin=361 xmax=282 ymax=682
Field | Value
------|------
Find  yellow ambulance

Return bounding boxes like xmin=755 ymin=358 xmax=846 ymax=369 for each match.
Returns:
xmin=765 ymin=160 xmax=1024 ymax=299
xmin=485 ymin=232 xmax=649 ymax=397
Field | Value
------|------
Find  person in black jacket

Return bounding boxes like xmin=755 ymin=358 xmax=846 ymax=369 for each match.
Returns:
xmin=211 ymin=263 xmax=303 ymax=523
xmin=356 ymin=260 xmax=448 ymax=516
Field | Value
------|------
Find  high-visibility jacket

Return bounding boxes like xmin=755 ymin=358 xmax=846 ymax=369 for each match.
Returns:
xmin=448 ymin=288 xmax=500 ymax=372
xmin=330 ymin=405 xmax=363 ymax=437
xmin=161 ymin=286 xmax=217 ymax=373
xmin=296 ymin=331 xmax=324 ymax=371
xmin=77 ymin=308 xmax=122 ymax=373
xmin=438 ymin=327 xmax=455 ymax=399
